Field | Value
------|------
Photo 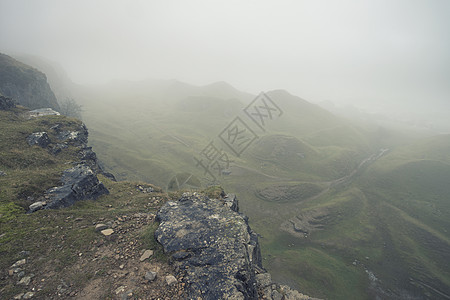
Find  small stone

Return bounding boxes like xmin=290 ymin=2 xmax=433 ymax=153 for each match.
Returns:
xmin=18 ymin=276 xmax=31 ymax=285
xmin=8 ymin=269 xmax=14 ymax=276
xmin=139 ymin=250 xmax=153 ymax=262
xmin=23 ymin=293 xmax=34 ymax=299
xmin=95 ymin=224 xmax=108 ymax=232
xmin=165 ymin=275 xmax=177 ymax=285
xmin=0 ymin=170 xmax=6 ymax=176
xmin=11 ymin=259 xmax=26 ymax=268
xmin=119 ymin=264 xmax=125 ymax=269
xmin=144 ymin=271 xmax=157 ymax=281
xmin=29 ymin=201 xmax=46 ymax=212
xmin=115 ymin=286 xmax=126 ymax=294
xmin=101 ymin=229 xmax=114 ymax=236
xmin=19 ymin=251 xmax=30 ymax=257
xmin=13 ymin=293 xmax=24 ymax=299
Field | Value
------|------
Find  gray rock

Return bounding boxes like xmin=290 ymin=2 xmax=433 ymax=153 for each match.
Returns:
xmin=57 ymin=126 xmax=88 ymax=145
xmin=18 ymin=250 xmax=30 ymax=257
xmin=27 ymin=108 xmax=60 ymax=117
xmin=0 ymin=170 xmax=6 ymax=176
xmin=18 ymin=276 xmax=31 ymax=285
xmin=101 ymin=229 xmax=114 ymax=236
xmin=78 ymin=146 xmax=116 ymax=181
xmin=34 ymin=164 xmax=109 ymax=212
xmin=255 ymin=273 xmax=272 ymax=287
xmin=48 ymin=143 xmax=68 ymax=155
xmin=95 ymin=224 xmax=108 ymax=232
xmin=271 ymin=290 xmax=283 ymax=300
xmin=165 ymin=275 xmax=177 ymax=286
xmin=155 ymin=192 xmax=262 ymax=299
xmin=11 ymin=259 xmax=26 ymax=268
xmin=144 ymin=271 xmax=157 ymax=281
xmin=27 ymin=132 xmax=50 ymax=148
xmin=13 ymin=293 xmax=24 ymax=300
xmin=139 ymin=250 xmax=153 ymax=262
xmin=223 ymin=193 xmax=239 ymax=211
xmin=23 ymin=292 xmax=35 ymax=299
xmin=29 ymin=201 xmax=46 ymax=213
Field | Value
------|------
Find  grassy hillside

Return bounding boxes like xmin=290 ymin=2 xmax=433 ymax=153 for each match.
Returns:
xmin=0 ymin=107 xmax=189 ymax=299
xmin=37 ymin=75 xmax=450 ymax=299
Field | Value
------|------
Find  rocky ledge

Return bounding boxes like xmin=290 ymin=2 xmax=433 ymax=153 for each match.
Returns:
xmin=155 ymin=191 xmax=317 ymax=300
xmin=26 ymin=111 xmax=115 ymax=213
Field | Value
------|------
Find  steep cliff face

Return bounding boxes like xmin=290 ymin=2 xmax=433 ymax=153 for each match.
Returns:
xmin=0 ymin=53 xmax=60 ymax=110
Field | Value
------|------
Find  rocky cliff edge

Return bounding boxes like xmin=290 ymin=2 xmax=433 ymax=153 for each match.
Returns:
xmin=155 ymin=191 xmax=318 ymax=300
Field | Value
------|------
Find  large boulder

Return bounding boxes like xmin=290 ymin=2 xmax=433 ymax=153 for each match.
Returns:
xmin=28 ymin=164 xmax=108 ymax=212
xmin=155 ymin=192 xmax=262 ymax=299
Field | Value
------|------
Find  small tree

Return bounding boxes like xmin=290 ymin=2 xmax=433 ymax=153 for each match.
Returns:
xmin=60 ymin=98 xmax=83 ymax=119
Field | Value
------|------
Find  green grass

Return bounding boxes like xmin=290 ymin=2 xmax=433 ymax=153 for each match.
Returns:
xmin=60 ymin=81 xmax=450 ymax=299
xmin=0 ymin=109 xmax=175 ymax=299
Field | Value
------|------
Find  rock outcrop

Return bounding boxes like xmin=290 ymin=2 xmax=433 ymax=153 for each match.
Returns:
xmin=26 ymin=132 xmax=51 ymax=148
xmin=0 ymin=94 xmax=16 ymax=110
xmin=0 ymin=53 xmax=60 ymax=111
xmin=30 ymin=164 xmax=109 ymax=212
xmin=26 ymin=113 xmax=115 ymax=212
xmin=155 ymin=192 xmax=318 ymax=300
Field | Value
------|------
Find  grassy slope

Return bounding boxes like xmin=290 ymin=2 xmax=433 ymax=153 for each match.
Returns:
xmin=0 ymin=108 xmax=193 ymax=299
xmin=61 ymin=80 xmax=450 ymax=299
xmin=71 ymin=83 xmax=389 ymax=299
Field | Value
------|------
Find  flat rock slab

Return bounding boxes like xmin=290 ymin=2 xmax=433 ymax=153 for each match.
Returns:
xmin=165 ymin=275 xmax=177 ymax=286
xmin=101 ymin=229 xmax=114 ymax=236
xmin=155 ymin=192 xmax=262 ymax=299
xmin=139 ymin=250 xmax=153 ymax=262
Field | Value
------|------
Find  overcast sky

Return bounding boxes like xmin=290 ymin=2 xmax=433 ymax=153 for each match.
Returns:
xmin=1 ymin=0 xmax=449 ymax=113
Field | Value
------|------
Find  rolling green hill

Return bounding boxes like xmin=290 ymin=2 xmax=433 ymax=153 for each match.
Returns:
xmin=34 ymin=64 xmax=450 ymax=299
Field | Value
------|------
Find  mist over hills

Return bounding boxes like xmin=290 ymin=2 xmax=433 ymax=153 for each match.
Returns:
xmin=3 ymin=53 xmax=449 ymax=299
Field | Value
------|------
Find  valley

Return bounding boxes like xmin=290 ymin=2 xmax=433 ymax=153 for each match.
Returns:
xmin=57 ymin=79 xmax=450 ymax=299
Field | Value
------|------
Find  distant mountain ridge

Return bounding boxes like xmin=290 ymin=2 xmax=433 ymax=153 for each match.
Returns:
xmin=0 ymin=53 xmax=60 ymax=111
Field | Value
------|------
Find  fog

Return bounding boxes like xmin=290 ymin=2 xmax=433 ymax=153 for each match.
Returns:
xmin=1 ymin=0 xmax=449 ymax=116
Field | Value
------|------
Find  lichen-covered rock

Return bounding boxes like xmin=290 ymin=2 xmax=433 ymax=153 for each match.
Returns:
xmin=155 ymin=192 xmax=262 ymax=300
xmin=57 ymin=126 xmax=88 ymax=146
xmin=29 ymin=164 xmax=109 ymax=212
xmin=26 ymin=132 xmax=51 ymax=148
xmin=155 ymin=192 xmax=318 ymax=300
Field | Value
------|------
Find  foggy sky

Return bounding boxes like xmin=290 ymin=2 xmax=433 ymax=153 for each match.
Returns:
xmin=1 ymin=0 xmax=449 ymax=114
